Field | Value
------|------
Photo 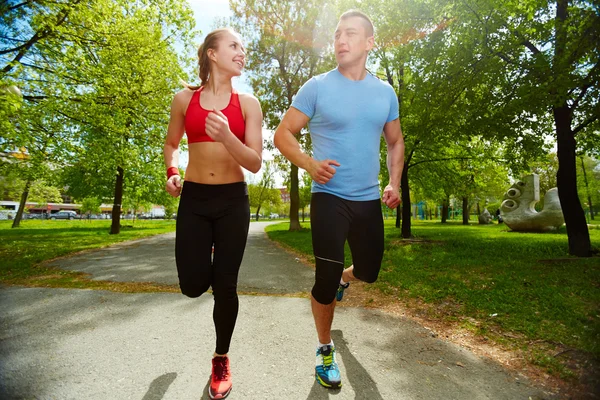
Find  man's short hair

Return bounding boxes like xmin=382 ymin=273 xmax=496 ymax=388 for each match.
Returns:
xmin=339 ymin=10 xmax=374 ymax=37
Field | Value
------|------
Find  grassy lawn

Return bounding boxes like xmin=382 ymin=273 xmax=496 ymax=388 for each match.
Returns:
xmin=266 ymin=219 xmax=600 ymax=378
xmin=0 ymin=219 xmax=177 ymax=291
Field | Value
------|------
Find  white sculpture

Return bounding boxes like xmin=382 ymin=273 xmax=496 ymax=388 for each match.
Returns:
xmin=478 ymin=208 xmax=493 ymax=224
xmin=500 ymin=174 xmax=564 ymax=232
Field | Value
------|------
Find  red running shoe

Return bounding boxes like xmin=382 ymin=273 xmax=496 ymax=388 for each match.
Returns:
xmin=208 ymin=356 xmax=232 ymax=399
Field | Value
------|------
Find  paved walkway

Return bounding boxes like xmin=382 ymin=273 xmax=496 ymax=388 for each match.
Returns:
xmin=0 ymin=222 xmax=555 ymax=399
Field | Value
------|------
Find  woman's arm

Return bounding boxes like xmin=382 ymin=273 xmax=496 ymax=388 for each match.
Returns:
xmin=163 ymin=91 xmax=188 ymax=197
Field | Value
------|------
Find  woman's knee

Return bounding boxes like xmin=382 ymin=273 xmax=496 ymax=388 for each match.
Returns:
xmin=212 ymin=282 xmax=238 ymax=301
xmin=180 ymin=282 xmax=210 ymax=298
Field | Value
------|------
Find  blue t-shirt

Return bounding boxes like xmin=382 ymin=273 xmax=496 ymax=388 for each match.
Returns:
xmin=291 ymin=68 xmax=399 ymax=201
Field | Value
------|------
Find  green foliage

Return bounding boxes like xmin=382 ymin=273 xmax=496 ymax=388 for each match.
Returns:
xmin=28 ymin=181 xmax=62 ymax=204
xmin=248 ymin=161 xmax=281 ymax=216
xmin=298 ymin=171 xmax=312 ymax=210
xmin=528 ymin=153 xmax=600 ymax=217
xmin=0 ymin=175 xmax=62 ymax=204
xmin=162 ymin=197 xmax=179 ymax=220
xmin=577 ymin=156 xmax=600 ymax=219
xmin=1 ymin=0 xmax=198 ymax=231
xmin=79 ymin=197 xmax=102 ymax=215
xmin=0 ymin=84 xmax=23 ymax=135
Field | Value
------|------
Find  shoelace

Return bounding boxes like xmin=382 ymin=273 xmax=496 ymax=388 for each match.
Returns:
xmin=321 ymin=350 xmax=334 ymax=368
xmin=212 ymin=358 xmax=230 ymax=381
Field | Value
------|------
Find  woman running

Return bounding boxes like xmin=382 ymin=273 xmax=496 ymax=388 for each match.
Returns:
xmin=163 ymin=28 xmax=262 ymax=400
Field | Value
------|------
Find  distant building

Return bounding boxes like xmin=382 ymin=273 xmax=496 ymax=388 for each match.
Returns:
xmin=278 ymin=188 xmax=290 ymax=203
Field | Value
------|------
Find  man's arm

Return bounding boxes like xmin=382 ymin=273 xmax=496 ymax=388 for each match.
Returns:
xmin=382 ymin=118 xmax=405 ymax=209
xmin=274 ymin=107 xmax=340 ymax=184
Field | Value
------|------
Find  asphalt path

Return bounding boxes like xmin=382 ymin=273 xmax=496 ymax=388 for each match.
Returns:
xmin=0 ymin=222 xmax=555 ymax=399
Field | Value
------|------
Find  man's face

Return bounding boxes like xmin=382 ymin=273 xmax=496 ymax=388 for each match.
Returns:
xmin=334 ymin=16 xmax=374 ymax=67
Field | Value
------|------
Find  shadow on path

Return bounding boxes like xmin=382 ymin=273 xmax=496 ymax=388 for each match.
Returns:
xmin=332 ymin=329 xmax=384 ymax=400
xmin=141 ymin=372 xmax=177 ymax=400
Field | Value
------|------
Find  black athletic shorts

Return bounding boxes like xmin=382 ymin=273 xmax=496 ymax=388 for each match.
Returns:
xmin=310 ymin=192 xmax=384 ymax=304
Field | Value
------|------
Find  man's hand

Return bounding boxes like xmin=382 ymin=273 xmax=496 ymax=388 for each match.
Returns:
xmin=166 ymin=175 xmax=182 ymax=197
xmin=307 ymin=159 xmax=340 ymax=185
xmin=205 ymin=109 xmax=233 ymax=143
xmin=382 ymin=184 xmax=400 ymax=209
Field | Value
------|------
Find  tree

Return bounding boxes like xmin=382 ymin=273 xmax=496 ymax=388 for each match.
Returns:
xmin=529 ymin=152 xmax=599 ymax=219
xmin=356 ymin=0 xmax=522 ymax=237
xmin=528 ymin=153 xmax=560 ymax=202
xmin=1 ymin=0 xmax=87 ymax=227
xmin=298 ymin=171 xmax=312 ymax=222
xmin=450 ymin=0 xmax=599 ymax=255
xmin=79 ymin=197 xmax=102 ymax=217
xmin=1 ymin=0 xmax=196 ymax=232
xmin=230 ymin=0 xmax=336 ymax=231
xmin=0 ymin=85 xmax=22 ymax=137
xmin=28 ymin=180 xmax=62 ymax=204
xmin=248 ymin=161 xmax=280 ymax=220
xmin=578 ymin=156 xmax=599 ymax=221
xmin=0 ymin=101 xmax=72 ymax=227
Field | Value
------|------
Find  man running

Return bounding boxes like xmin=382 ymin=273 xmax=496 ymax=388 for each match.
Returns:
xmin=274 ymin=10 xmax=405 ymax=390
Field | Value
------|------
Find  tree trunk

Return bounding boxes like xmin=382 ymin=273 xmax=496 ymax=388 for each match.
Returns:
xmin=555 ymin=105 xmax=591 ymax=256
xmin=580 ymin=156 xmax=594 ymax=220
xmin=12 ymin=178 xmax=32 ymax=228
xmin=400 ymin=163 xmax=411 ymax=238
xmin=476 ymin=202 xmax=481 ymax=216
xmin=289 ymin=163 xmax=301 ymax=231
xmin=110 ymin=166 xmax=124 ymax=235
xmin=256 ymin=205 xmax=262 ymax=221
xmin=462 ymin=196 xmax=469 ymax=225
xmin=441 ymin=196 xmax=449 ymax=223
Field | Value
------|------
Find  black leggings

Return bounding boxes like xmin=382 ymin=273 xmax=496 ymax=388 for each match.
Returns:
xmin=310 ymin=192 xmax=384 ymax=304
xmin=175 ymin=181 xmax=250 ymax=355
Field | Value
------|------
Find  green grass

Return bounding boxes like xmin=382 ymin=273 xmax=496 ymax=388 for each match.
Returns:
xmin=266 ymin=219 xmax=600 ymax=377
xmin=0 ymin=219 xmax=177 ymax=290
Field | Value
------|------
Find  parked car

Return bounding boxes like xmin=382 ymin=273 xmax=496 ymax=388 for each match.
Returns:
xmin=269 ymin=213 xmax=280 ymax=219
xmin=250 ymin=213 xmax=263 ymax=219
xmin=87 ymin=213 xmax=110 ymax=219
xmin=50 ymin=211 xmax=79 ymax=220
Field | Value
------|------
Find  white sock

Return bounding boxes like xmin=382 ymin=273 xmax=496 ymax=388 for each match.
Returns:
xmin=340 ymin=277 xmax=347 ymax=285
xmin=318 ymin=340 xmax=334 ymax=349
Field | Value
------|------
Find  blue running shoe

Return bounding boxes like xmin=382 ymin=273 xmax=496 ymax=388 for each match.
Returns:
xmin=315 ymin=345 xmax=342 ymax=389
xmin=336 ymin=282 xmax=350 ymax=301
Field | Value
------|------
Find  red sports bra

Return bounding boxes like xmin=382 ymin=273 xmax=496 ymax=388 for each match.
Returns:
xmin=184 ymin=86 xmax=245 ymax=144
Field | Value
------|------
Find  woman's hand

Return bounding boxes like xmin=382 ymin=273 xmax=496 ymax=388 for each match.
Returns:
xmin=205 ymin=109 xmax=233 ymax=143
xmin=166 ymin=175 xmax=182 ymax=197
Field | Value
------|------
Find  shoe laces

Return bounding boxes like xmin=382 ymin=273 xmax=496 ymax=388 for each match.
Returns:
xmin=320 ymin=347 xmax=335 ymax=368
xmin=212 ymin=357 xmax=230 ymax=381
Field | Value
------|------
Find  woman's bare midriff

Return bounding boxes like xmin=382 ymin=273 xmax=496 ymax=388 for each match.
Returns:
xmin=184 ymin=142 xmax=245 ymax=184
